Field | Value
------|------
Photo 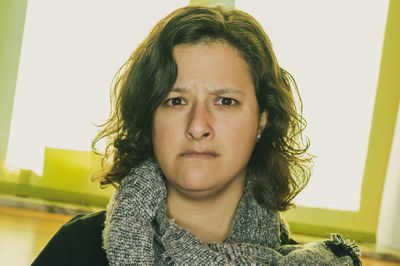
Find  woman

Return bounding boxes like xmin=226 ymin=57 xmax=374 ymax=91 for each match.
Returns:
xmin=33 ymin=5 xmax=361 ymax=265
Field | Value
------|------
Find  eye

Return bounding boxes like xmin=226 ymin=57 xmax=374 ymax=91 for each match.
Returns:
xmin=216 ymin=97 xmax=238 ymax=107
xmin=164 ymin=97 xmax=186 ymax=106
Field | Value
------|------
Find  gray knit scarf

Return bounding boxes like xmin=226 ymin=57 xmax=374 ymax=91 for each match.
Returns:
xmin=103 ymin=158 xmax=362 ymax=265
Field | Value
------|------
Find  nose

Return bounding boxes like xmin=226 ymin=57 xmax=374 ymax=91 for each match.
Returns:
xmin=186 ymin=102 xmax=213 ymax=140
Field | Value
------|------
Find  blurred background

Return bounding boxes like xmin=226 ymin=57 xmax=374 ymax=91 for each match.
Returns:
xmin=0 ymin=0 xmax=399 ymax=265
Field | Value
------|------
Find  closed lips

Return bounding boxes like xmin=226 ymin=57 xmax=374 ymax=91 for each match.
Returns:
xmin=180 ymin=151 xmax=219 ymax=157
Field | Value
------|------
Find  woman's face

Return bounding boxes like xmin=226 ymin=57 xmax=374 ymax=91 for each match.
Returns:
xmin=152 ymin=41 xmax=267 ymax=199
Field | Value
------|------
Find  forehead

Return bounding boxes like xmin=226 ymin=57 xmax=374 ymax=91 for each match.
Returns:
xmin=172 ymin=41 xmax=254 ymax=92
xmin=172 ymin=41 xmax=247 ymax=68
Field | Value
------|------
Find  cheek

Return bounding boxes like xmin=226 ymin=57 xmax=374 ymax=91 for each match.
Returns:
xmin=221 ymin=108 xmax=259 ymax=137
xmin=218 ymin=116 xmax=258 ymax=153
xmin=153 ymin=114 xmax=182 ymax=155
xmin=232 ymin=122 xmax=257 ymax=145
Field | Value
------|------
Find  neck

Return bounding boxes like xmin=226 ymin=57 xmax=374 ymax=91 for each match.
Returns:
xmin=166 ymin=178 xmax=245 ymax=243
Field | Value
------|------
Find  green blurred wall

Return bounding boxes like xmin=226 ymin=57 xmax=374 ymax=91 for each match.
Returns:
xmin=190 ymin=0 xmax=235 ymax=9
xmin=0 ymin=0 xmax=28 ymax=162
xmin=0 ymin=148 xmax=113 ymax=207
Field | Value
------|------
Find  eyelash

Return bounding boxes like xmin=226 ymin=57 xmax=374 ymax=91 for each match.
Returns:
xmin=164 ymin=97 xmax=239 ymax=107
xmin=216 ymin=97 xmax=238 ymax=107
xmin=164 ymin=97 xmax=187 ymax=106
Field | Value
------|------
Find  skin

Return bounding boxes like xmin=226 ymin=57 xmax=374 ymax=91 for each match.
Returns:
xmin=152 ymin=41 xmax=267 ymax=242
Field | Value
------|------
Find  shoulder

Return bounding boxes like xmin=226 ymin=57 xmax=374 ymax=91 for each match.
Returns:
xmin=32 ymin=211 xmax=108 ymax=266
xmin=60 ymin=211 xmax=107 ymax=246
xmin=64 ymin=210 xmax=106 ymax=232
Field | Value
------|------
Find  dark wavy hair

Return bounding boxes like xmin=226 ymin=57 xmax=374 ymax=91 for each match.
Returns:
xmin=92 ymin=5 xmax=313 ymax=211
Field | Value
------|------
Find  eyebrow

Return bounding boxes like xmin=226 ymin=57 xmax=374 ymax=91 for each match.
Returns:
xmin=211 ymin=88 xmax=245 ymax=96
xmin=170 ymin=87 xmax=245 ymax=95
xmin=170 ymin=88 xmax=187 ymax=93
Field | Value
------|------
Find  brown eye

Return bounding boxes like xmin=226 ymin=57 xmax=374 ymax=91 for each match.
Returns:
xmin=222 ymin=98 xmax=232 ymax=105
xmin=171 ymin=98 xmax=182 ymax=105
xmin=165 ymin=97 xmax=186 ymax=106
xmin=217 ymin=97 xmax=238 ymax=107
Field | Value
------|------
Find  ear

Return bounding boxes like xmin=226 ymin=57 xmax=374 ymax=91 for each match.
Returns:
xmin=259 ymin=110 xmax=268 ymax=133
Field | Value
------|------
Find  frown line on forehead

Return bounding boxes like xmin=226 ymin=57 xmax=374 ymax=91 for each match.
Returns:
xmin=170 ymin=87 xmax=246 ymax=96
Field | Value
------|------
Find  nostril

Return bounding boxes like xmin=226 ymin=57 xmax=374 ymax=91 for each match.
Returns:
xmin=203 ymin=132 xmax=210 ymax=137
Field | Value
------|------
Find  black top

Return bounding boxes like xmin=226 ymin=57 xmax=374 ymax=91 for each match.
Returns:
xmin=32 ymin=211 xmax=108 ymax=266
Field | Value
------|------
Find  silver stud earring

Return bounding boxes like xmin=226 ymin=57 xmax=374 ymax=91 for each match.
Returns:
xmin=257 ymin=134 xmax=261 ymax=140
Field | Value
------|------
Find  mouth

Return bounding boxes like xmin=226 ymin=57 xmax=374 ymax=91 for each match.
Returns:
xmin=180 ymin=150 xmax=219 ymax=159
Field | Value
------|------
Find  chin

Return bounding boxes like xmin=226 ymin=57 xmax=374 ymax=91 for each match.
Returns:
xmin=179 ymin=172 xmax=216 ymax=191
xmin=174 ymin=185 xmax=222 ymax=200
xmin=168 ymin=172 xmax=220 ymax=196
